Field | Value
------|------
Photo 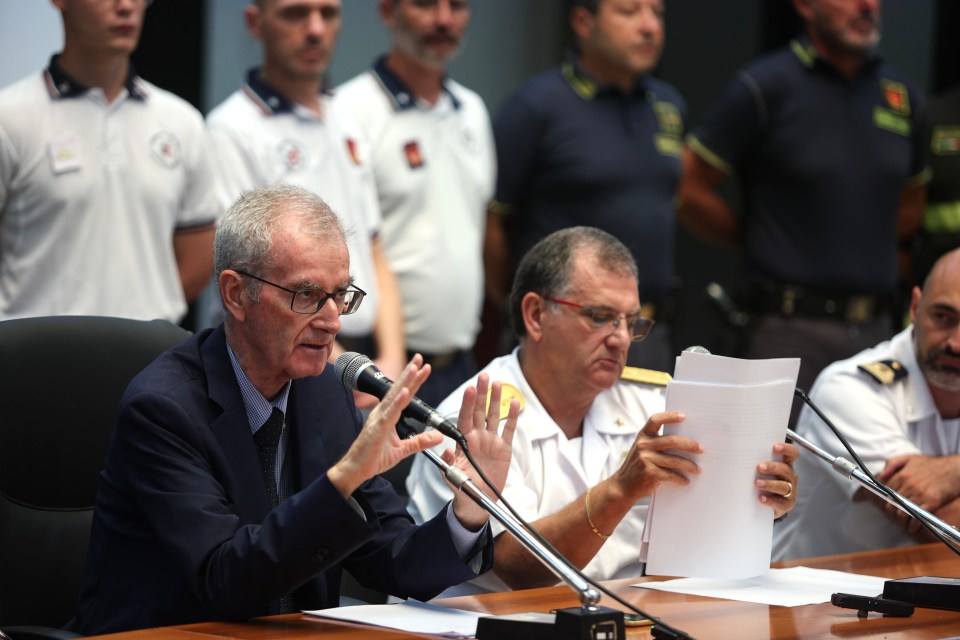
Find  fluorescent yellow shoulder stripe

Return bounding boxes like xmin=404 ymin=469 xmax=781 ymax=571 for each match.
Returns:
xmin=923 ymin=200 xmax=960 ymax=233
xmin=686 ymin=135 xmax=734 ymax=175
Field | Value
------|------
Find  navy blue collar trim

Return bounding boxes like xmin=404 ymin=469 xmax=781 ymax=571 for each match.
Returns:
xmin=244 ymin=67 xmax=295 ymax=114
xmin=45 ymin=53 xmax=145 ymax=100
xmin=241 ymin=67 xmax=333 ymax=115
xmin=370 ymin=55 xmax=461 ymax=111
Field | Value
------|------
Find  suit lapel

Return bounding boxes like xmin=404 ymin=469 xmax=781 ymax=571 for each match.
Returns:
xmin=289 ymin=369 xmax=363 ymax=496
xmin=202 ymin=328 xmax=274 ymax=522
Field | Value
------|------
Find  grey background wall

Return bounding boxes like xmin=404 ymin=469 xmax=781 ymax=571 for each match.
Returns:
xmin=202 ymin=0 xmax=567 ymax=115
xmin=0 ymin=0 xmax=949 ymax=356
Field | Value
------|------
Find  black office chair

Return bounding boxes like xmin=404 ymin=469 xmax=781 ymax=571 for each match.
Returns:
xmin=0 ymin=316 xmax=190 ymax=639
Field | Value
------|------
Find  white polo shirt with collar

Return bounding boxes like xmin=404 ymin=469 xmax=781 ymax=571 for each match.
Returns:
xmin=333 ymin=59 xmax=495 ymax=353
xmin=207 ymin=70 xmax=381 ymax=337
xmin=0 ymin=62 xmax=219 ymax=322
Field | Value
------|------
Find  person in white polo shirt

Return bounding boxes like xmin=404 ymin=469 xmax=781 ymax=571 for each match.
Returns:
xmin=0 ymin=0 xmax=219 ymax=323
xmin=333 ymin=0 xmax=495 ymax=407
xmin=206 ymin=0 xmax=406 ymax=402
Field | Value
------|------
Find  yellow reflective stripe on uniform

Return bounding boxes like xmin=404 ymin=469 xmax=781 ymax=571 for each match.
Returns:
xmin=487 ymin=199 xmax=513 ymax=216
xmin=906 ymin=166 xmax=932 ymax=188
xmin=923 ymin=200 xmax=960 ymax=232
xmin=686 ymin=135 xmax=734 ymax=175
xmin=562 ymin=62 xmax=596 ymax=101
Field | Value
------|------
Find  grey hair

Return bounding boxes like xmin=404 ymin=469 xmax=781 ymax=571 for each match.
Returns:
xmin=214 ymin=183 xmax=345 ymax=300
xmin=508 ymin=226 xmax=639 ymax=339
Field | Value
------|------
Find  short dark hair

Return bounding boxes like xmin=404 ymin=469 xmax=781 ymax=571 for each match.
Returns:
xmin=508 ymin=226 xmax=639 ymax=339
xmin=569 ymin=0 xmax=601 ymax=13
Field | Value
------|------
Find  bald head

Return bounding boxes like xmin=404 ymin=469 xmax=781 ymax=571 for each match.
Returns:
xmin=911 ymin=248 xmax=960 ymax=397
xmin=921 ymin=248 xmax=960 ymax=298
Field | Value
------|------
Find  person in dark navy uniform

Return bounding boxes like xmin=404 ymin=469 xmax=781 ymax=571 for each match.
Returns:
xmin=679 ymin=0 xmax=929 ymax=424
xmin=911 ymin=83 xmax=960 ymax=286
xmin=484 ymin=0 xmax=684 ymax=373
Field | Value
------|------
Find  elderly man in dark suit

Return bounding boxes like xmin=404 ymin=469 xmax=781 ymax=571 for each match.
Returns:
xmin=72 ymin=183 xmax=517 ymax=635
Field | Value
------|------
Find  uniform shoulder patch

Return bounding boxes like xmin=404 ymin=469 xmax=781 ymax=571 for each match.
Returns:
xmin=857 ymin=359 xmax=909 ymax=385
xmin=620 ymin=366 xmax=672 ymax=387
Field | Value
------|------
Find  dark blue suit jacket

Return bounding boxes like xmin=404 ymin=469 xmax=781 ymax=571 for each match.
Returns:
xmin=72 ymin=327 xmax=489 ymax=634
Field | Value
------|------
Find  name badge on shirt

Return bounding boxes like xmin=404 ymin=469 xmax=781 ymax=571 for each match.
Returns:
xmin=49 ymin=134 xmax=82 ymax=174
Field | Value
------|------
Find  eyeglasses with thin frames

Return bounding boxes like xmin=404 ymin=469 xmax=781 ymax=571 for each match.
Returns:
xmin=234 ymin=270 xmax=365 ymax=316
xmin=543 ymin=295 xmax=654 ymax=342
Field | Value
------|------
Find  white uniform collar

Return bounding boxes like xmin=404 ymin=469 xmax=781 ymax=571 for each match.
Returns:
xmin=504 ymin=348 xmax=648 ymax=442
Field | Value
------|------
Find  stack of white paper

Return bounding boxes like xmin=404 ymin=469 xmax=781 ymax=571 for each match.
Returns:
xmin=636 ymin=566 xmax=888 ymax=607
xmin=642 ymin=350 xmax=800 ymax=579
xmin=305 ymin=599 xmax=485 ymax=638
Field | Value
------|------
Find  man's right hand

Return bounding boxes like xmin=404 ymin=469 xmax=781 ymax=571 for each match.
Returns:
xmin=609 ymin=411 xmax=703 ymax=502
xmin=328 ymin=354 xmax=443 ymax=498
xmin=875 ymin=453 xmax=960 ymax=533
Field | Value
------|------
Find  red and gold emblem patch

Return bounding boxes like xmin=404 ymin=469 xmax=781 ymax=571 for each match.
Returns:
xmin=404 ymin=140 xmax=424 ymax=169
xmin=345 ymin=138 xmax=361 ymax=166
xmin=881 ymin=79 xmax=910 ymax=116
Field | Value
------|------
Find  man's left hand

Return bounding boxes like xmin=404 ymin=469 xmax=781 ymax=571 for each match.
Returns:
xmin=756 ymin=442 xmax=799 ymax=519
xmin=445 ymin=373 xmax=519 ymax=531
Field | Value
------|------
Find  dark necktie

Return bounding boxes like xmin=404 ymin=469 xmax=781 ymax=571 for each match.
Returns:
xmin=253 ymin=407 xmax=294 ymax=613
xmin=254 ymin=407 xmax=285 ymax=507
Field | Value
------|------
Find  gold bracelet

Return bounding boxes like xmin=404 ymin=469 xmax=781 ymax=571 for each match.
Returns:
xmin=584 ymin=486 xmax=612 ymax=540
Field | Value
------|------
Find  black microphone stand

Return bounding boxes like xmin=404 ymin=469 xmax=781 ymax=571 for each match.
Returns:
xmin=396 ymin=420 xmax=693 ymax=640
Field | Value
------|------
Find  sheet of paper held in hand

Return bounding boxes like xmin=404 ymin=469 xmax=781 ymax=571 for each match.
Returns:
xmin=642 ymin=350 xmax=800 ymax=579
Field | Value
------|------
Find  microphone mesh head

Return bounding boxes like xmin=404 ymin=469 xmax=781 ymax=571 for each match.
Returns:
xmin=334 ymin=351 xmax=370 ymax=389
xmin=684 ymin=345 xmax=711 ymax=354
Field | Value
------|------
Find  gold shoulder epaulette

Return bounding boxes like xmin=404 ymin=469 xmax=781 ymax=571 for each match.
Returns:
xmin=620 ymin=366 xmax=672 ymax=387
xmin=857 ymin=359 xmax=908 ymax=385
xmin=485 ymin=383 xmax=526 ymax=420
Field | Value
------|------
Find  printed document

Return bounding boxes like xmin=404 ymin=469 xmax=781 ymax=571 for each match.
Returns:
xmin=642 ymin=350 xmax=799 ymax=579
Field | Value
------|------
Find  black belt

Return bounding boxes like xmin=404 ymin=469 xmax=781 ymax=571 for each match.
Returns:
xmin=749 ymin=284 xmax=891 ymax=325
xmin=337 ymin=333 xmax=376 ymax=356
xmin=408 ymin=349 xmax=463 ymax=370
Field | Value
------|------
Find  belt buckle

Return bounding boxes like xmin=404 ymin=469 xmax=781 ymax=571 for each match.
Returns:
xmin=845 ymin=295 xmax=874 ymax=324
xmin=781 ymin=288 xmax=798 ymax=316
xmin=423 ymin=350 xmax=458 ymax=369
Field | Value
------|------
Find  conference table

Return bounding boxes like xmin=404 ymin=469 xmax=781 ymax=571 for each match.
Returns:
xmin=89 ymin=543 xmax=960 ymax=639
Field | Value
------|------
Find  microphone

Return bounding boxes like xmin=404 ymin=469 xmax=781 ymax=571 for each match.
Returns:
xmin=334 ymin=352 xmax=468 ymax=448
xmin=683 ymin=345 xmax=711 ymax=354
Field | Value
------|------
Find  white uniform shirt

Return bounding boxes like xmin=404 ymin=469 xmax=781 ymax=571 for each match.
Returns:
xmin=0 ymin=62 xmax=219 ymax=322
xmin=333 ymin=59 xmax=495 ymax=352
xmin=207 ymin=71 xmax=381 ymax=336
xmin=773 ymin=325 xmax=960 ymax=560
xmin=405 ymin=349 xmax=666 ymax=594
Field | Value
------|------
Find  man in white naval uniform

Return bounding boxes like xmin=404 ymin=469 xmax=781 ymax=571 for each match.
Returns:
xmin=407 ymin=226 xmax=799 ymax=593
xmin=775 ymin=247 xmax=960 ymax=560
